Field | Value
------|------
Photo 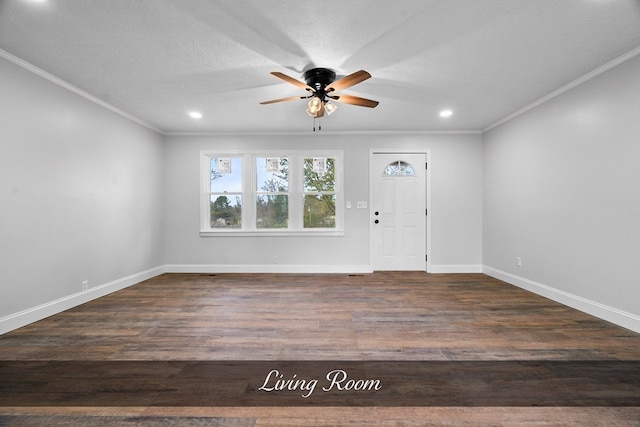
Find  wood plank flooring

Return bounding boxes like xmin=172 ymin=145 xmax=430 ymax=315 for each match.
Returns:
xmin=1 ymin=272 xmax=639 ymax=425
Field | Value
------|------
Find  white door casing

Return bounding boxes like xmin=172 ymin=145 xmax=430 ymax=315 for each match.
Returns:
xmin=371 ymin=152 xmax=427 ymax=271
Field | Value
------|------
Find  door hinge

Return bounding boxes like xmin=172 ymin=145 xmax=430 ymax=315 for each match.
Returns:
xmin=425 ymin=254 xmax=428 ymax=261
xmin=425 ymin=162 xmax=428 ymax=170
xmin=425 ymin=209 xmax=428 ymax=216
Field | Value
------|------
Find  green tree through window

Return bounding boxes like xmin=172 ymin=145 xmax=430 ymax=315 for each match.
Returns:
xmin=256 ymin=157 xmax=289 ymax=228
xmin=209 ymin=157 xmax=242 ymax=228
xmin=303 ymin=158 xmax=336 ymax=228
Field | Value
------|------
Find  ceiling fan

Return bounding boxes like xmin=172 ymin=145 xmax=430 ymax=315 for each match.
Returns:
xmin=260 ymin=68 xmax=379 ymax=120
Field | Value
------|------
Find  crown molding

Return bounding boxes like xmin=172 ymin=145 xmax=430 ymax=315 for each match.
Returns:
xmin=163 ymin=129 xmax=483 ymax=137
xmin=484 ymin=44 xmax=640 ymax=132
xmin=11 ymin=40 xmax=638 ymax=138
xmin=0 ymin=48 xmax=162 ymax=134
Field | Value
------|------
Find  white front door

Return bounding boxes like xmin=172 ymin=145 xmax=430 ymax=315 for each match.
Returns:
xmin=371 ymin=153 xmax=426 ymax=271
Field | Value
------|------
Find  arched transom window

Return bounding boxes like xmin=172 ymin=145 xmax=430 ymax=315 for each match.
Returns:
xmin=383 ymin=161 xmax=416 ymax=176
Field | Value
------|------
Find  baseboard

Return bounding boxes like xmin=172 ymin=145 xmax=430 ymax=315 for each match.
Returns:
xmin=483 ymin=266 xmax=640 ymax=334
xmin=165 ymin=264 xmax=374 ymax=274
xmin=168 ymin=264 xmax=486 ymax=274
xmin=0 ymin=266 xmax=165 ymax=335
xmin=430 ymin=264 xmax=483 ymax=274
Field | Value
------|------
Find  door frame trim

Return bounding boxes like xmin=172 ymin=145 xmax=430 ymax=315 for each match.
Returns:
xmin=369 ymin=149 xmax=432 ymax=272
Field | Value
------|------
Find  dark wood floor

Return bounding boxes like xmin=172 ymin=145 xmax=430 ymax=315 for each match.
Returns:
xmin=1 ymin=272 xmax=639 ymax=426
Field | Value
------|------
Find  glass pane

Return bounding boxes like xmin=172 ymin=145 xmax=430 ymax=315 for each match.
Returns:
xmin=257 ymin=157 xmax=288 ymax=192
xmin=304 ymin=158 xmax=335 ymax=191
xmin=210 ymin=194 xmax=242 ymax=228
xmin=256 ymin=195 xmax=288 ymax=228
xmin=304 ymin=194 xmax=336 ymax=228
xmin=383 ymin=161 xmax=415 ymax=176
xmin=210 ymin=157 xmax=242 ymax=192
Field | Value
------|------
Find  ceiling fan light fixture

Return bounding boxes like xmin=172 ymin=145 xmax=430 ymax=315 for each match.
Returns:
xmin=306 ymin=96 xmax=323 ymax=117
xmin=324 ymin=101 xmax=337 ymax=115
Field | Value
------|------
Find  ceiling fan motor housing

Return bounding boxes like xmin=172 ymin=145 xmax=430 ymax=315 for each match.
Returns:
xmin=303 ymin=68 xmax=336 ymax=92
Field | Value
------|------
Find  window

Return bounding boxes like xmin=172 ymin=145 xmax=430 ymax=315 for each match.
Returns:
xmin=209 ymin=157 xmax=242 ymax=228
xmin=256 ymin=157 xmax=289 ymax=229
xmin=383 ymin=161 xmax=415 ymax=176
xmin=201 ymin=151 xmax=343 ymax=236
xmin=303 ymin=157 xmax=336 ymax=228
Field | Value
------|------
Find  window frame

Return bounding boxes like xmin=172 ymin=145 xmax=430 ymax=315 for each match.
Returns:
xmin=200 ymin=150 xmax=344 ymax=236
xmin=207 ymin=156 xmax=244 ymax=229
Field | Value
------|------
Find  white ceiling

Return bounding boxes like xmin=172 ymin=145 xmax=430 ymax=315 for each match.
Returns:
xmin=2 ymin=0 xmax=640 ymax=134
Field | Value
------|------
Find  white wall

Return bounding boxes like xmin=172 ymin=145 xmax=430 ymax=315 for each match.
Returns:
xmin=0 ymin=56 xmax=165 ymax=332
xmin=163 ymin=133 xmax=483 ymax=273
xmin=483 ymin=53 xmax=640 ymax=330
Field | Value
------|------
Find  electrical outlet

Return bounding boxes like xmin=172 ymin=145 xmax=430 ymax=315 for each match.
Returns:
xmin=272 ymin=256 xmax=278 ymax=264
xmin=81 ymin=280 xmax=89 ymax=291
xmin=516 ymin=257 xmax=522 ymax=267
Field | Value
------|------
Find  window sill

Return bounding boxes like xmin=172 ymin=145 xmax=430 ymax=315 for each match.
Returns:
xmin=200 ymin=230 xmax=345 ymax=237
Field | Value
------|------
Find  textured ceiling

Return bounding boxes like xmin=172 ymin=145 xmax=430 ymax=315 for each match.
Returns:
xmin=2 ymin=0 xmax=640 ymax=133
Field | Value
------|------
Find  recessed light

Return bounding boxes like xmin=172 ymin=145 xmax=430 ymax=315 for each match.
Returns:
xmin=189 ymin=111 xmax=202 ymax=119
xmin=439 ymin=109 xmax=453 ymax=118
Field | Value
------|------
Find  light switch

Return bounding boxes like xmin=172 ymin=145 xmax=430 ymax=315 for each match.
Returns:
xmin=346 ymin=201 xmax=352 ymax=209
xmin=357 ymin=201 xmax=367 ymax=209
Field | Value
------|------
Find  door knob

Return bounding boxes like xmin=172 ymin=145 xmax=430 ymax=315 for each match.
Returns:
xmin=374 ymin=219 xmax=379 ymax=224
xmin=374 ymin=211 xmax=379 ymax=215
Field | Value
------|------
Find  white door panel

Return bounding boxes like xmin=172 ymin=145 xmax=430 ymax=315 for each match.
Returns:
xmin=372 ymin=153 xmax=426 ymax=271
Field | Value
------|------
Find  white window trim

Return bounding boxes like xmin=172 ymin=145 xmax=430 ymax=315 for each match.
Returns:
xmin=200 ymin=150 xmax=344 ymax=237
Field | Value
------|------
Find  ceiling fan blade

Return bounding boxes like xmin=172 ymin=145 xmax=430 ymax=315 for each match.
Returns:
xmin=326 ymin=70 xmax=371 ymax=92
xmin=270 ymin=71 xmax=314 ymax=92
xmin=332 ymin=94 xmax=379 ymax=108
xmin=260 ymin=96 xmax=306 ymax=105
